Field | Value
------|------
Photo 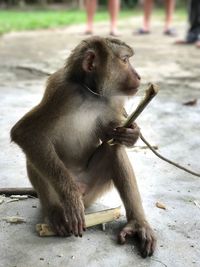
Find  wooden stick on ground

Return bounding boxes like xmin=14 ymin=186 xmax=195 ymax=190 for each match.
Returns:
xmin=36 ymin=206 xmax=121 ymax=237
xmin=0 ymin=187 xmax=37 ymax=197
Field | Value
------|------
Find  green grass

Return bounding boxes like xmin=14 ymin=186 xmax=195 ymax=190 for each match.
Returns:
xmin=0 ymin=8 xmax=187 ymax=35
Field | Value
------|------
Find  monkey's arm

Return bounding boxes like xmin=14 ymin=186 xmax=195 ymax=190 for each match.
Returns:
xmin=12 ymin=131 xmax=78 ymax=198
xmin=11 ymin=129 xmax=86 ymax=235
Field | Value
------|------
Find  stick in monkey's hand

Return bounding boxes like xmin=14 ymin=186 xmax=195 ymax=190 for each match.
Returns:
xmin=108 ymin=83 xmax=159 ymax=145
xmin=120 ymin=83 xmax=200 ymax=177
xmin=123 ymin=83 xmax=159 ymax=127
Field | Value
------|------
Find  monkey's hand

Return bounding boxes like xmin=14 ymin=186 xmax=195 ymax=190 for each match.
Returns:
xmin=47 ymin=190 xmax=85 ymax=238
xmin=64 ymin=191 xmax=86 ymax=237
xmin=108 ymin=123 xmax=140 ymax=147
xmin=118 ymin=220 xmax=156 ymax=258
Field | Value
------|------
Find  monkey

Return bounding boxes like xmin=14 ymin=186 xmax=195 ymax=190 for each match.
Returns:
xmin=10 ymin=36 xmax=156 ymax=258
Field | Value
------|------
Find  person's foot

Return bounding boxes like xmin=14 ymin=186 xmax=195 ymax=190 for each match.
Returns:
xmin=109 ymin=27 xmax=120 ymax=37
xmin=110 ymin=31 xmax=120 ymax=37
xmin=163 ymin=28 xmax=177 ymax=37
xmin=175 ymin=33 xmax=199 ymax=45
xmin=136 ymin=28 xmax=151 ymax=35
xmin=84 ymin=30 xmax=93 ymax=35
xmin=196 ymin=40 xmax=200 ymax=48
xmin=174 ymin=39 xmax=192 ymax=45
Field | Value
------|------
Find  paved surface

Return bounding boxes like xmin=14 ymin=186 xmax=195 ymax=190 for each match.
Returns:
xmin=0 ymin=18 xmax=200 ymax=267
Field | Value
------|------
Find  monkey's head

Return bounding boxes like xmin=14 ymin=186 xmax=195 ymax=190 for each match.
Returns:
xmin=66 ymin=36 xmax=141 ymax=98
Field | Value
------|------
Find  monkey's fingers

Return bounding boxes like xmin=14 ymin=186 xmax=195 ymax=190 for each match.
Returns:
xmin=112 ymin=128 xmax=140 ymax=138
xmin=49 ymin=216 xmax=70 ymax=237
xmin=70 ymin=211 xmax=85 ymax=237
xmin=111 ymin=135 xmax=139 ymax=147
xmin=118 ymin=226 xmax=135 ymax=244
xmin=72 ymin=217 xmax=79 ymax=237
xmin=77 ymin=212 xmax=86 ymax=237
xmin=137 ymin=227 xmax=156 ymax=258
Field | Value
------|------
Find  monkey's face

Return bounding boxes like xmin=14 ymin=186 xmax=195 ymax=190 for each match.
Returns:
xmin=106 ymin=54 xmax=141 ymax=97
xmin=119 ymin=56 xmax=141 ymax=96
xmin=71 ymin=37 xmax=141 ymax=98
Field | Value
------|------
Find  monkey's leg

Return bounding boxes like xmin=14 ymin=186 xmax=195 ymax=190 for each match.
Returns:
xmin=27 ymin=161 xmax=70 ymax=237
xmin=111 ymin=145 xmax=156 ymax=258
xmin=85 ymin=143 xmax=156 ymax=258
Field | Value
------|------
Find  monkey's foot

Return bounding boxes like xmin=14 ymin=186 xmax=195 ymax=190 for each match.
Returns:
xmin=47 ymin=206 xmax=70 ymax=237
xmin=118 ymin=220 xmax=156 ymax=258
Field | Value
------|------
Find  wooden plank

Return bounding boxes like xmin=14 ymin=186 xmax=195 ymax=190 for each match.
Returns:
xmin=36 ymin=206 xmax=121 ymax=237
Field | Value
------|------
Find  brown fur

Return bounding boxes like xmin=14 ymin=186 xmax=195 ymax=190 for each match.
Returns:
xmin=11 ymin=36 xmax=156 ymax=257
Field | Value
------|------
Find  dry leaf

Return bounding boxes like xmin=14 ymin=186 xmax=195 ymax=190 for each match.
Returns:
xmin=183 ymin=99 xmax=197 ymax=106
xmin=194 ymin=200 xmax=200 ymax=209
xmin=3 ymin=216 xmax=26 ymax=223
xmin=156 ymin=201 xmax=167 ymax=210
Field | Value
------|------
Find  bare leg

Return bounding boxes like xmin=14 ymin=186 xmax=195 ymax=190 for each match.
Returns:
xmin=164 ymin=0 xmax=175 ymax=31
xmin=142 ymin=0 xmax=154 ymax=32
xmin=108 ymin=0 xmax=120 ymax=35
xmin=85 ymin=0 xmax=98 ymax=33
xmin=196 ymin=40 xmax=200 ymax=48
xmin=84 ymin=143 xmax=156 ymax=257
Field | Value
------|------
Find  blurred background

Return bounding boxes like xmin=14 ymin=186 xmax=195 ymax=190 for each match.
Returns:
xmin=0 ymin=0 xmax=188 ymax=35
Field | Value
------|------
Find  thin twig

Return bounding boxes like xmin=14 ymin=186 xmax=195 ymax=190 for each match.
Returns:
xmin=140 ymin=133 xmax=200 ymax=178
xmin=15 ymin=66 xmax=51 ymax=76
xmin=151 ymin=258 xmax=168 ymax=267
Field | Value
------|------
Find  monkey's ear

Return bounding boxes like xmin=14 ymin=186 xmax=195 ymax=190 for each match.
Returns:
xmin=82 ymin=50 xmax=97 ymax=72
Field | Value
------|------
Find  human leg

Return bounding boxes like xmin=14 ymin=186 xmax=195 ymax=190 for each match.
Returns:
xmin=142 ymin=0 xmax=154 ymax=32
xmin=108 ymin=0 xmax=120 ymax=36
xmin=164 ymin=0 xmax=175 ymax=32
xmin=85 ymin=0 xmax=98 ymax=34
xmin=186 ymin=0 xmax=200 ymax=43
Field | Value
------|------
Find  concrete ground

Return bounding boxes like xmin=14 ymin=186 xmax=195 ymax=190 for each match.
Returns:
xmin=0 ymin=17 xmax=200 ymax=267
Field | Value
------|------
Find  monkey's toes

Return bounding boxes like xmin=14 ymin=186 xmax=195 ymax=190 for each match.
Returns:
xmin=139 ymin=228 xmax=157 ymax=258
xmin=118 ymin=223 xmax=156 ymax=258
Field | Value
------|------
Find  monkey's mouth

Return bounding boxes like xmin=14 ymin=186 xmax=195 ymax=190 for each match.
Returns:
xmin=126 ymin=86 xmax=139 ymax=96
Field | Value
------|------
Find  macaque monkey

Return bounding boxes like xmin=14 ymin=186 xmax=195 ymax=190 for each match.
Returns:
xmin=11 ymin=36 xmax=156 ymax=258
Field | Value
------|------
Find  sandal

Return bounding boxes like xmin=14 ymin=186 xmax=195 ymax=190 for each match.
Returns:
xmin=110 ymin=31 xmax=120 ymax=37
xmin=164 ymin=28 xmax=177 ymax=37
xmin=84 ymin=30 xmax=93 ymax=35
xmin=137 ymin=28 xmax=151 ymax=35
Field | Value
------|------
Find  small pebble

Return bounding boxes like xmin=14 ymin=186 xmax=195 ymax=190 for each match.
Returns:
xmin=56 ymin=254 xmax=63 ymax=258
xmin=40 ymin=258 xmax=44 ymax=261
xmin=71 ymin=256 xmax=75 ymax=260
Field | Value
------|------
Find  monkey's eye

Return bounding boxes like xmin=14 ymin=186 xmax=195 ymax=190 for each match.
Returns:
xmin=121 ymin=56 xmax=128 ymax=64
